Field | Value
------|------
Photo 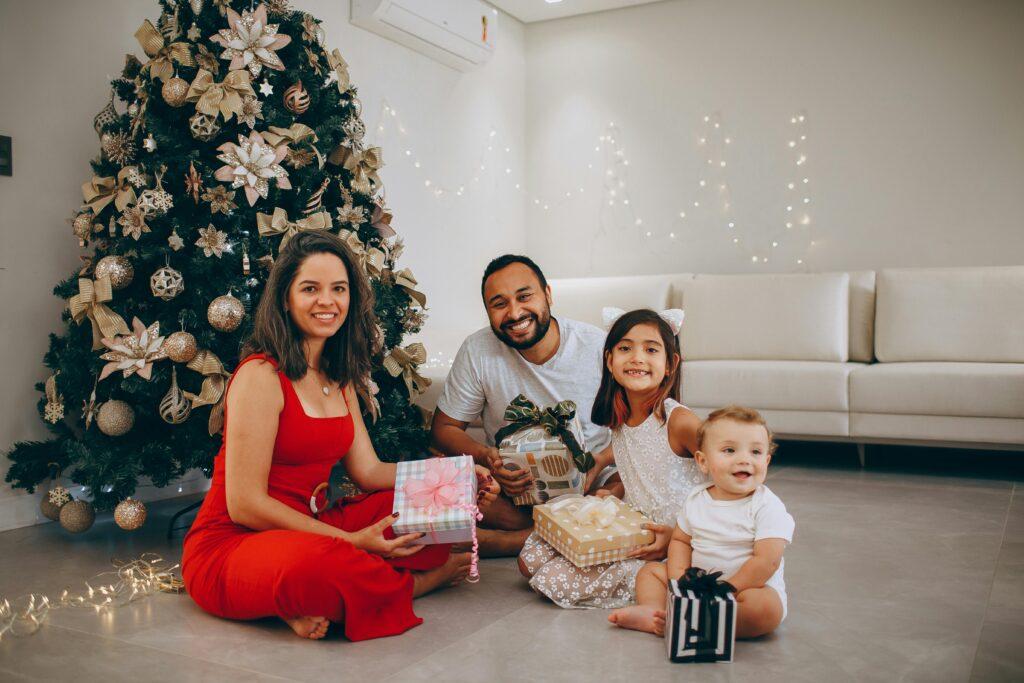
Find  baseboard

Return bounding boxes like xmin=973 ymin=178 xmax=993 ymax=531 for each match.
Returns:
xmin=0 ymin=471 xmax=212 ymax=533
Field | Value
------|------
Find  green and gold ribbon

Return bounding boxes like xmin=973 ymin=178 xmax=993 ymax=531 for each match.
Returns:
xmin=263 ymin=124 xmax=323 ymax=168
xmin=327 ymin=49 xmax=351 ymax=92
xmin=185 ymin=69 xmax=254 ymax=121
xmin=67 ymin=277 xmax=131 ymax=350
xmin=338 ymin=229 xmax=386 ymax=278
xmin=390 ymin=267 xmax=426 ymax=307
xmin=329 ymin=145 xmax=383 ymax=196
xmin=382 ymin=343 xmax=431 ymax=397
xmin=135 ymin=19 xmax=194 ymax=82
xmin=81 ymin=167 xmax=139 ymax=216
xmin=257 ymin=208 xmax=332 ymax=249
xmin=182 ymin=349 xmax=231 ymax=435
xmin=493 ymin=394 xmax=595 ymax=473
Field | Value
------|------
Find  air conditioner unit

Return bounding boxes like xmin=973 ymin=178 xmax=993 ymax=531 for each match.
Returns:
xmin=351 ymin=0 xmax=497 ymax=72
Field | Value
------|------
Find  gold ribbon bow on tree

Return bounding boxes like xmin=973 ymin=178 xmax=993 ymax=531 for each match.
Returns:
xmin=383 ymin=343 xmax=431 ymax=397
xmin=338 ymin=229 xmax=386 ymax=279
xmin=68 ymin=277 xmax=131 ymax=350
xmin=182 ymin=349 xmax=232 ymax=435
xmin=263 ymin=124 xmax=324 ymax=169
xmin=326 ymin=49 xmax=351 ymax=93
xmin=81 ymin=167 xmax=139 ymax=216
xmin=329 ymin=146 xmax=383 ymax=196
xmin=390 ymin=267 xmax=427 ymax=308
xmin=257 ymin=208 xmax=333 ymax=249
xmin=185 ymin=69 xmax=255 ymax=121
xmin=135 ymin=19 xmax=195 ymax=82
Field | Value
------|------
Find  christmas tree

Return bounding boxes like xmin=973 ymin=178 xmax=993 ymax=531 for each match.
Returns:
xmin=5 ymin=0 xmax=432 ymax=523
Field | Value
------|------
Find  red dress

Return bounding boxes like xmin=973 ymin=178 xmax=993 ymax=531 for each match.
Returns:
xmin=182 ymin=354 xmax=450 ymax=641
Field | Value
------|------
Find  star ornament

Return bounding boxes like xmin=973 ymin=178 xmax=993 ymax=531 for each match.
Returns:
xmin=99 ymin=318 xmax=168 ymax=381
xmin=211 ymin=4 xmax=291 ymax=78
xmin=259 ymin=79 xmax=274 ymax=96
xmin=215 ymin=130 xmax=291 ymax=205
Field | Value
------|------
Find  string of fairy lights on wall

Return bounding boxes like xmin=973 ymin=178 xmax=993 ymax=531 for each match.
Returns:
xmin=372 ymin=100 xmax=814 ymax=267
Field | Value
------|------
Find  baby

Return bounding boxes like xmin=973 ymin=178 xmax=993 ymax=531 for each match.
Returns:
xmin=609 ymin=405 xmax=794 ymax=638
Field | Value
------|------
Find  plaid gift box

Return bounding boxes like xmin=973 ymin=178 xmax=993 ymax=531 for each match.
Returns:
xmin=533 ymin=495 xmax=654 ymax=568
xmin=393 ymin=455 xmax=478 ymax=545
xmin=665 ymin=570 xmax=737 ymax=663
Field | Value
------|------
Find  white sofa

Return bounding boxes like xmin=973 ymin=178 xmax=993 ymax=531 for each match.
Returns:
xmin=415 ymin=266 xmax=1024 ymax=460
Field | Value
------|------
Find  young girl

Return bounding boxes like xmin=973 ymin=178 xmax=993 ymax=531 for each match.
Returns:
xmin=517 ymin=308 xmax=708 ymax=608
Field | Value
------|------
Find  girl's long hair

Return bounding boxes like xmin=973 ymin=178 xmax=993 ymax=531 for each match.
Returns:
xmin=591 ymin=309 xmax=681 ymax=430
xmin=241 ymin=231 xmax=378 ymax=410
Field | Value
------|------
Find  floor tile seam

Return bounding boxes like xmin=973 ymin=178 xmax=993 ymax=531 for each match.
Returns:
xmin=969 ymin=482 xmax=1015 ymax=679
xmin=379 ymin=602 xmax=539 ymax=682
xmin=37 ymin=622 xmax=301 ymax=682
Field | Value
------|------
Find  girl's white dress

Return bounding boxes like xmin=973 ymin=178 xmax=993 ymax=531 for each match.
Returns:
xmin=519 ymin=399 xmax=708 ymax=608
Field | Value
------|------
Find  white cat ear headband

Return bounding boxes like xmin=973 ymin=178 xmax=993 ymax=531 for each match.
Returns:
xmin=602 ymin=307 xmax=685 ymax=335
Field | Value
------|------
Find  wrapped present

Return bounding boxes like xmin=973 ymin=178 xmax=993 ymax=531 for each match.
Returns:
xmin=393 ymin=455 xmax=478 ymax=545
xmin=532 ymin=494 xmax=654 ymax=567
xmin=495 ymin=394 xmax=594 ymax=505
xmin=665 ymin=568 xmax=737 ymax=663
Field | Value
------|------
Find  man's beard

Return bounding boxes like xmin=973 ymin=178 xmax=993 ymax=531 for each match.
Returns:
xmin=491 ymin=307 xmax=552 ymax=350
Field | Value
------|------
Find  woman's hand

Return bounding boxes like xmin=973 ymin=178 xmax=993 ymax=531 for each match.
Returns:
xmin=475 ymin=465 xmax=500 ymax=511
xmin=627 ymin=523 xmax=673 ymax=561
xmin=349 ymin=513 xmax=425 ymax=558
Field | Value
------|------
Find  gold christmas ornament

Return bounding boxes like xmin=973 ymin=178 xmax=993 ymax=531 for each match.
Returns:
xmin=40 ymin=495 xmax=62 ymax=521
xmin=212 ymin=4 xmax=291 ymax=77
xmin=185 ymin=161 xmax=204 ymax=203
xmin=114 ymin=498 xmax=148 ymax=531
xmin=214 ymin=130 xmax=291 ymax=205
xmin=48 ymin=485 xmax=71 ymax=507
xmin=43 ymin=373 xmax=65 ymax=424
xmin=143 ymin=134 xmax=158 ymax=153
xmin=201 ymin=185 xmax=238 ymax=214
xmin=136 ymin=170 xmax=174 ymax=217
xmin=162 ymin=76 xmax=189 ymax=106
xmin=163 ymin=330 xmax=198 ymax=363
xmin=101 ymin=131 xmax=137 ymax=166
xmin=207 ymin=293 xmax=244 ymax=332
xmin=99 ymin=317 xmax=168 ymax=381
xmin=168 ymin=230 xmax=185 ymax=251
xmin=150 ymin=266 xmax=184 ymax=300
xmin=118 ymin=206 xmax=152 ymax=240
xmin=97 ymin=400 xmax=136 ymax=436
xmin=189 ymin=0 xmax=205 ymax=17
xmin=283 ymin=80 xmax=310 ymax=115
xmin=195 ymin=224 xmax=228 ymax=257
xmin=59 ymin=499 xmax=96 ymax=534
xmin=72 ymin=212 xmax=94 ymax=245
xmin=189 ymin=111 xmax=221 ymax=141
xmin=94 ymin=255 xmax=134 ymax=290
xmin=159 ymin=367 xmax=192 ymax=425
xmin=93 ymin=91 xmax=119 ymax=134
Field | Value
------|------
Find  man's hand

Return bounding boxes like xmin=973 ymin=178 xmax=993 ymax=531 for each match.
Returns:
xmin=486 ymin=448 xmax=533 ymax=497
xmin=627 ymin=523 xmax=673 ymax=561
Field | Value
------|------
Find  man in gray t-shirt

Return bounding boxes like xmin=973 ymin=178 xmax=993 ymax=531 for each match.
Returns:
xmin=431 ymin=255 xmax=618 ymax=556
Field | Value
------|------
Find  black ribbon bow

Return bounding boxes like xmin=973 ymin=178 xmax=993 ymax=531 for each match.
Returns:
xmin=493 ymin=394 xmax=595 ymax=473
xmin=676 ymin=567 xmax=737 ymax=598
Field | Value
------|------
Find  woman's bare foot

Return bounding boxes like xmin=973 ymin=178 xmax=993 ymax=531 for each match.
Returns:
xmin=412 ymin=552 xmax=473 ymax=597
xmin=608 ymin=605 xmax=666 ymax=636
xmin=284 ymin=615 xmax=329 ymax=640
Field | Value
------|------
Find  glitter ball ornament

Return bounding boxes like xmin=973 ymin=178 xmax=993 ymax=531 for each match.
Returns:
xmin=40 ymin=495 xmax=62 ymax=521
xmin=208 ymin=293 xmax=245 ymax=332
xmin=60 ymin=499 xmax=96 ymax=534
xmin=150 ymin=266 xmax=184 ymax=300
xmin=163 ymin=330 xmax=198 ymax=363
xmin=283 ymin=80 xmax=310 ymax=114
xmin=159 ymin=367 xmax=192 ymax=425
xmin=97 ymin=400 xmax=135 ymax=436
xmin=162 ymin=76 xmax=189 ymax=107
xmin=342 ymin=116 xmax=366 ymax=147
xmin=189 ymin=112 xmax=222 ymax=142
xmin=94 ymin=255 xmax=134 ymax=290
xmin=73 ymin=212 xmax=94 ymax=244
xmin=114 ymin=498 xmax=148 ymax=531
xmin=101 ymin=131 xmax=137 ymax=166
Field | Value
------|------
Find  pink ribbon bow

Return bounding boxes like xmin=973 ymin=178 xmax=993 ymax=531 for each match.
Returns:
xmin=402 ymin=459 xmax=462 ymax=514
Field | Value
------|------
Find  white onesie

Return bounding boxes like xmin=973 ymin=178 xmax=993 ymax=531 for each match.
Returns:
xmin=677 ymin=482 xmax=795 ymax=619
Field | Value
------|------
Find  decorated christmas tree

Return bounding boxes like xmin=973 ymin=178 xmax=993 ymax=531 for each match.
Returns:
xmin=5 ymin=0 xmax=432 ymax=531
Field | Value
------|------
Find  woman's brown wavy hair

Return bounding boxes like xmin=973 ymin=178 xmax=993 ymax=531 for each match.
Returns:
xmin=241 ymin=231 xmax=378 ymax=410
xmin=591 ymin=309 xmax=681 ymax=430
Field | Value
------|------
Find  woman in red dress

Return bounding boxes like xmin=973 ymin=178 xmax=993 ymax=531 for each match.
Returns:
xmin=182 ymin=232 xmax=497 ymax=640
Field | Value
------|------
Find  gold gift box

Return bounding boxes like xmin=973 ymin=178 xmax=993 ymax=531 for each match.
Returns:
xmin=533 ymin=495 xmax=654 ymax=568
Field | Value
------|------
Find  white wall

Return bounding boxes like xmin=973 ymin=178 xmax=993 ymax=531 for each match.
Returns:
xmin=525 ymin=0 xmax=1024 ymax=277
xmin=0 ymin=0 xmax=525 ymax=530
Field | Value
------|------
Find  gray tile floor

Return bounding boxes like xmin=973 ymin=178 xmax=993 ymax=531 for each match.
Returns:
xmin=1 ymin=446 xmax=1022 ymax=682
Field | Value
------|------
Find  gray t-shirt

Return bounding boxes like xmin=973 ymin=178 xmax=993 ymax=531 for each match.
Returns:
xmin=436 ymin=317 xmax=611 ymax=453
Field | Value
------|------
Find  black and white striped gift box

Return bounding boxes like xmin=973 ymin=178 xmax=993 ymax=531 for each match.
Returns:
xmin=665 ymin=579 xmax=737 ymax=663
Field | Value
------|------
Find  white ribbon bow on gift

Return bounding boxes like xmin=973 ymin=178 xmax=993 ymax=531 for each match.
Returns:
xmin=602 ymin=307 xmax=685 ymax=335
xmin=549 ymin=494 xmax=620 ymax=529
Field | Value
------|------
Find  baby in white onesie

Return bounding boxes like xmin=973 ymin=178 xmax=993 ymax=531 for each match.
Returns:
xmin=609 ymin=405 xmax=794 ymax=639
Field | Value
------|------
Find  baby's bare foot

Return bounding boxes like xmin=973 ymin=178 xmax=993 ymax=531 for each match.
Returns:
xmin=608 ymin=605 xmax=666 ymax=636
xmin=284 ymin=615 xmax=329 ymax=640
xmin=413 ymin=552 xmax=473 ymax=596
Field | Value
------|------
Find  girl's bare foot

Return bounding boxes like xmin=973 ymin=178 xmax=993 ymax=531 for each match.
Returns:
xmin=284 ymin=615 xmax=329 ymax=640
xmin=412 ymin=552 xmax=473 ymax=597
xmin=608 ymin=605 xmax=666 ymax=636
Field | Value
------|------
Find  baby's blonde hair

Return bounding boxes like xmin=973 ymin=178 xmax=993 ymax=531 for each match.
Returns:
xmin=697 ymin=405 xmax=777 ymax=455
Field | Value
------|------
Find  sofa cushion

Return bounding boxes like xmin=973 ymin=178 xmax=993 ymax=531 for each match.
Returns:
xmin=689 ymin=407 xmax=849 ymax=438
xmin=849 ymin=362 xmax=1024 ymax=419
xmin=549 ymin=275 xmax=672 ymax=329
xmin=851 ymin=413 xmax=1024 ymax=446
xmin=680 ymin=273 xmax=850 ymax=361
xmin=681 ymin=360 xmax=857 ymax=412
xmin=846 ymin=270 xmax=876 ymax=363
xmin=874 ymin=266 xmax=1024 ymax=363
